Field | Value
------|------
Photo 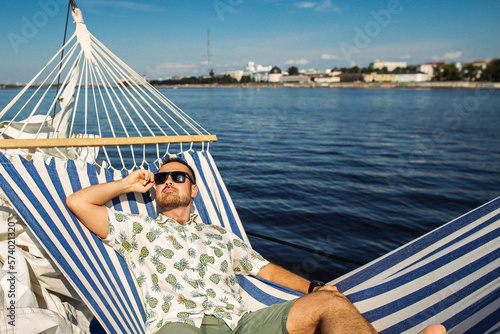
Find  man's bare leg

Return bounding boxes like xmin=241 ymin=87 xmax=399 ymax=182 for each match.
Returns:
xmin=286 ymin=286 xmax=446 ymax=334
xmin=286 ymin=288 xmax=377 ymax=334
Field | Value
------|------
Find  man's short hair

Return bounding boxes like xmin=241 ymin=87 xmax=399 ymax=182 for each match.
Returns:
xmin=160 ymin=157 xmax=197 ymax=184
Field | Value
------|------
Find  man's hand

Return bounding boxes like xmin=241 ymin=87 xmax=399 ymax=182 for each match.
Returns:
xmin=315 ymin=284 xmax=338 ymax=293
xmin=314 ymin=284 xmax=348 ymax=297
xmin=125 ymin=169 xmax=155 ymax=193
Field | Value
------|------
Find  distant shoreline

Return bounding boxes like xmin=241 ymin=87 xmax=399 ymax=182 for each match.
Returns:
xmin=2 ymin=81 xmax=499 ymax=90
xmin=153 ymin=81 xmax=500 ymax=89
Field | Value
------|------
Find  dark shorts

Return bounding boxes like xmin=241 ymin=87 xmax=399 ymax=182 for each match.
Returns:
xmin=157 ymin=299 xmax=297 ymax=334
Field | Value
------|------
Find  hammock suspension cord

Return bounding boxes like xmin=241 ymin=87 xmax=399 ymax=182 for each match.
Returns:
xmin=53 ymin=0 xmax=76 ymax=116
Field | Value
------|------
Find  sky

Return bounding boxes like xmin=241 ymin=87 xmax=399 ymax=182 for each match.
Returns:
xmin=1 ymin=0 xmax=500 ymax=83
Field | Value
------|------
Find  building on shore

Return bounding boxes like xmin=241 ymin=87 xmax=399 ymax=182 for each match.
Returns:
xmin=311 ymin=74 xmax=341 ymax=85
xmin=394 ymin=72 xmax=428 ymax=83
xmin=373 ymin=60 xmax=407 ymax=72
xmin=224 ymin=70 xmax=244 ymax=82
xmin=269 ymin=66 xmax=282 ymax=83
xmin=465 ymin=60 xmax=490 ymax=69
xmin=244 ymin=61 xmax=273 ymax=82
xmin=418 ymin=62 xmax=445 ymax=81
xmin=462 ymin=60 xmax=490 ymax=80
xmin=328 ymin=68 xmax=343 ymax=77
xmin=280 ymin=75 xmax=310 ymax=84
xmin=221 ymin=59 xmax=492 ymax=85
xmin=338 ymin=73 xmax=365 ymax=82
xmin=364 ymin=72 xmax=396 ymax=83
xmin=364 ymin=71 xmax=427 ymax=83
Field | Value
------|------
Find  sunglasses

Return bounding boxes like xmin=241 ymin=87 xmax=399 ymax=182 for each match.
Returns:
xmin=154 ymin=171 xmax=195 ymax=185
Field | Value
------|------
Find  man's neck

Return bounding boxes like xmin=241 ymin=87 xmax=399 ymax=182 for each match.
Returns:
xmin=161 ymin=207 xmax=192 ymax=225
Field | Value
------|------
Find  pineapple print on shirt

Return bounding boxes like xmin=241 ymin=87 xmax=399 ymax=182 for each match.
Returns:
xmin=103 ymin=208 xmax=269 ymax=333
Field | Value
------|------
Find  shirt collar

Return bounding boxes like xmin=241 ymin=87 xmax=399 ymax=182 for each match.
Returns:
xmin=158 ymin=213 xmax=198 ymax=227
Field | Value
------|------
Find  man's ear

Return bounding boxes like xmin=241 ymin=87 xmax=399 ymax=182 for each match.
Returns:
xmin=191 ymin=184 xmax=198 ymax=198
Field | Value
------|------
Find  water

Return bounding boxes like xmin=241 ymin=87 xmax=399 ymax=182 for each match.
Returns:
xmin=1 ymin=87 xmax=499 ymax=282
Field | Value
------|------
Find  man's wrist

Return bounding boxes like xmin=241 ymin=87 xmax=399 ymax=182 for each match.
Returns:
xmin=308 ymin=280 xmax=325 ymax=293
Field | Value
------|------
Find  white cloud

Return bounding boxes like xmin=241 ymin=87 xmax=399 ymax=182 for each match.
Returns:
xmin=321 ymin=53 xmax=342 ymax=60
xmin=284 ymin=59 xmax=309 ymax=65
xmin=294 ymin=0 xmax=341 ymax=12
xmin=432 ymin=50 xmax=463 ymax=61
xmin=85 ymin=0 xmax=164 ymax=11
xmin=150 ymin=62 xmax=199 ymax=77
xmin=215 ymin=63 xmax=233 ymax=69
xmin=315 ymin=0 xmax=340 ymax=12
xmin=157 ymin=63 xmax=197 ymax=70
xmin=295 ymin=2 xmax=316 ymax=9
xmin=401 ymin=54 xmax=411 ymax=60
xmin=443 ymin=51 xmax=463 ymax=60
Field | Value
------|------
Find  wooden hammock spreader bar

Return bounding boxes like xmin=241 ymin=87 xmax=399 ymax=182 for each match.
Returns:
xmin=0 ymin=134 xmax=217 ymax=149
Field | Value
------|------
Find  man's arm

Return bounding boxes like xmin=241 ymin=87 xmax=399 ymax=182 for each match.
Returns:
xmin=257 ymin=263 xmax=334 ymax=295
xmin=66 ymin=169 xmax=155 ymax=239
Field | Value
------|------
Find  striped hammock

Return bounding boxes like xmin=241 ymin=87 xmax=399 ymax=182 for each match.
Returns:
xmin=0 ymin=151 xmax=499 ymax=333
xmin=1 ymin=4 xmax=499 ymax=334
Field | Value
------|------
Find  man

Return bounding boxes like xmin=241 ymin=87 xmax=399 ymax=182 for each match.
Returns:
xmin=66 ymin=157 xmax=445 ymax=334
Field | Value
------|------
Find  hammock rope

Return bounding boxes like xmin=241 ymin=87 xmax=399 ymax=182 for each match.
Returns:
xmin=0 ymin=7 xmax=216 ymax=171
xmin=53 ymin=0 xmax=74 ymax=117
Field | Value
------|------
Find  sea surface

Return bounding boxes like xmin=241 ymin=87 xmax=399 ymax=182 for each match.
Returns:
xmin=1 ymin=87 xmax=500 ymax=282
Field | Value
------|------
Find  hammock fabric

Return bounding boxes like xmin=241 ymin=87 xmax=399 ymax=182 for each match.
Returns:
xmin=332 ymin=196 xmax=500 ymax=334
xmin=0 ymin=151 xmax=300 ymax=333
xmin=0 ymin=151 xmax=499 ymax=333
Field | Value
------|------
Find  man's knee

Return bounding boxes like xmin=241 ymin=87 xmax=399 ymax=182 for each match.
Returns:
xmin=294 ymin=290 xmax=353 ymax=315
xmin=313 ymin=290 xmax=354 ymax=313
xmin=287 ymin=291 xmax=366 ymax=333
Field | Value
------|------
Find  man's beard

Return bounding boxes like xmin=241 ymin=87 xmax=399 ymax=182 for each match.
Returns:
xmin=157 ymin=188 xmax=191 ymax=210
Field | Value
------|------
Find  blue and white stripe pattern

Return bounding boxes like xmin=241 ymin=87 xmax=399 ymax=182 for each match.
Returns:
xmin=332 ymin=196 xmax=500 ymax=333
xmin=182 ymin=151 xmax=249 ymax=243
xmin=0 ymin=153 xmax=146 ymax=333
xmin=1 ymin=150 xmax=499 ymax=333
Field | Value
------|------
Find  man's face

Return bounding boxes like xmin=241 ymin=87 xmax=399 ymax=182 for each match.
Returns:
xmin=155 ymin=162 xmax=197 ymax=210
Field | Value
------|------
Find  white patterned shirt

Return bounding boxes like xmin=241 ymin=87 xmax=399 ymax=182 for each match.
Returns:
xmin=102 ymin=208 xmax=269 ymax=333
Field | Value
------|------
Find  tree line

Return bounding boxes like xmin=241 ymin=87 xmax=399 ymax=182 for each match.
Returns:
xmin=149 ymin=74 xmax=241 ymax=86
xmin=433 ymin=59 xmax=500 ymax=81
xmin=338 ymin=59 xmax=500 ymax=82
